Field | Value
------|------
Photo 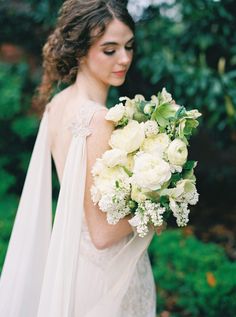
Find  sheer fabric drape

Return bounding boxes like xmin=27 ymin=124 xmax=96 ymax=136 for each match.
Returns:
xmin=0 ymin=102 xmax=155 ymax=317
xmin=0 ymin=112 xmax=52 ymax=316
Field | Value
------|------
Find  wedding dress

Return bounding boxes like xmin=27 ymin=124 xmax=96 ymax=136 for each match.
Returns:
xmin=0 ymin=100 xmax=156 ymax=317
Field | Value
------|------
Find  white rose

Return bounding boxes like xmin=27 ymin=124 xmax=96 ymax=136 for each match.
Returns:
xmin=132 ymin=153 xmax=171 ymax=190
xmin=141 ymin=133 xmax=170 ymax=158
xmin=119 ymin=97 xmax=136 ymax=118
xmin=91 ymin=158 xmax=106 ymax=177
xmin=144 ymin=120 xmax=159 ymax=137
xmin=94 ymin=166 xmax=128 ymax=195
xmin=109 ymin=120 xmax=145 ymax=153
xmin=124 ymin=154 xmax=135 ymax=171
xmin=131 ymin=185 xmax=147 ymax=203
xmin=171 ymin=179 xmax=199 ymax=205
xmin=125 ymin=99 xmax=136 ymax=119
xmin=102 ymin=148 xmax=127 ymax=167
xmin=167 ymin=139 xmax=188 ymax=166
xmin=105 ymin=103 xmax=125 ymax=122
xmin=170 ymin=164 xmax=183 ymax=173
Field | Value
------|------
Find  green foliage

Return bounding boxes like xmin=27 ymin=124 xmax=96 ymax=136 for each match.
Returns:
xmin=0 ymin=0 xmax=63 ymax=52
xmin=0 ymin=62 xmax=38 ymax=194
xmin=135 ymin=0 xmax=236 ymax=137
xmin=0 ymin=63 xmax=25 ymax=119
xmin=149 ymin=230 xmax=236 ymax=317
xmin=0 ymin=195 xmax=18 ymax=272
xmin=11 ymin=116 xmax=38 ymax=140
xmin=0 ymin=168 xmax=15 ymax=197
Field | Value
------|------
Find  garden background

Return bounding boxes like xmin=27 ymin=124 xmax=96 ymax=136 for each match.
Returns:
xmin=0 ymin=0 xmax=236 ymax=316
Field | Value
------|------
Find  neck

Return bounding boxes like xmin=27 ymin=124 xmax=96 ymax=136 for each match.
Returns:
xmin=73 ymin=70 xmax=109 ymax=106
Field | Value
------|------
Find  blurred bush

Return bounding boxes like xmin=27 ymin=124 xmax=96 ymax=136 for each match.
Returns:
xmin=132 ymin=0 xmax=236 ymax=141
xmin=0 ymin=62 xmax=39 ymax=196
xmin=149 ymin=230 xmax=236 ymax=317
xmin=0 ymin=195 xmax=18 ymax=272
xmin=0 ymin=0 xmax=62 ymax=54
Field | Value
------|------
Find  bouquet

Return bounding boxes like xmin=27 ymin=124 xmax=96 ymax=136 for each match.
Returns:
xmin=90 ymin=88 xmax=201 ymax=237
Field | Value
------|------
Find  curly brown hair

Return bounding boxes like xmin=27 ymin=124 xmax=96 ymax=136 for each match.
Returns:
xmin=34 ymin=0 xmax=135 ymax=112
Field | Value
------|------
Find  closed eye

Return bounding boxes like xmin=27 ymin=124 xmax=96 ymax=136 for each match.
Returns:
xmin=125 ymin=45 xmax=134 ymax=51
xmin=103 ymin=50 xmax=115 ymax=56
xmin=103 ymin=45 xmax=134 ymax=56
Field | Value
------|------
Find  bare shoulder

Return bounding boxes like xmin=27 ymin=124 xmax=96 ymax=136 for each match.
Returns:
xmin=87 ymin=107 xmax=114 ymax=155
xmin=90 ymin=107 xmax=114 ymax=137
xmin=47 ymin=86 xmax=71 ymax=114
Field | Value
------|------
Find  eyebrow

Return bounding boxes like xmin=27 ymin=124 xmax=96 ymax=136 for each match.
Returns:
xmin=100 ymin=37 xmax=134 ymax=47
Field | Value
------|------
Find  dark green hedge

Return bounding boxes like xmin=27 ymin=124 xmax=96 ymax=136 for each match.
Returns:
xmin=149 ymin=230 xmax=236 ymax=317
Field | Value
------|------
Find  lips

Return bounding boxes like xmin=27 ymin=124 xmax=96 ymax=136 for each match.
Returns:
xmin=113 ymin=70 xmax=126 ymax=77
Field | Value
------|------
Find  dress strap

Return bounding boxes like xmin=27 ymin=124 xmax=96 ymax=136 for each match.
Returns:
xmin=68 ymin=101 xmax=107 ymax=138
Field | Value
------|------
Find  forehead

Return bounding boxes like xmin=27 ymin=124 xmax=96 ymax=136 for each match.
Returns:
xmin=96 ymin=18 xmax=134 ymax=45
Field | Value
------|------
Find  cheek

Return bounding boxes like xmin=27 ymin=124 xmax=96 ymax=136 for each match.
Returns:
xmin=88 ymin=51 xmax=113 ymax=73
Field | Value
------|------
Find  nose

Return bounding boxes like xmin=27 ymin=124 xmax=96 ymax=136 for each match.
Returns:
xmin=118 ymin=48 xmax=132 ymax=66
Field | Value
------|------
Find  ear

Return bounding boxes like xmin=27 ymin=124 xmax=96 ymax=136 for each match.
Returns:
xmin=78 ymin=55 xmax=86 ymax=67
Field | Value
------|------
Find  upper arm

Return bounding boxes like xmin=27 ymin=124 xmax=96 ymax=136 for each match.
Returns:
xmin=87 ymin=108 xmax=114 ymax=168
xmin=84 ymin=109 xmax=133 ymax=249
xmin=84 ymin=109 xmax=113 ymax=242
xmin=85 ymin=108 xmax=114 ymax=196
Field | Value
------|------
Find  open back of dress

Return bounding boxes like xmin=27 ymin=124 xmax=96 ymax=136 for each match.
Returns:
xmin=0 ymin=101 xmax=156 ymax=317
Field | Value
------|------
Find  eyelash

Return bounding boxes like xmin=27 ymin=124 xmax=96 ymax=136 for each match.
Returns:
xmin=104 ymin=46 xmax=134 ymax=56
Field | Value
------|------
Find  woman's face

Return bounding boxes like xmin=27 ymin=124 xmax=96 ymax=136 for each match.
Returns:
xmin=81 ymin=18 xmax=134 ymax=87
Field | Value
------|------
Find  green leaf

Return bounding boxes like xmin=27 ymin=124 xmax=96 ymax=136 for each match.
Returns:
xmin=170 ymin=173 xmax=182 ymax=186
xmin=136 ymin=100 xmax=147 ymax=113
xmin=183 ymin=160 xmax=196 ymax=170
xmin=160 ymin=195 xmax=169 ymax=209
xmin=175 ymin=106 xmax=187 ymax=120
xmin=151 ymin=103 xmax=178 ymax=127
xmin=133 ymin=112 xmax=149 ymax=123
xmin=121 ymin=166 xmax=133 ymax=177
xmin=117 ymin=117 xmax=129 ymax=128
xmin=183 ymin=119 xmax=199 ymax=136
xmin=128 ymin=200 xmax=137 ymax=211
xmin=183 ymin=168 xmax=196 ymax=182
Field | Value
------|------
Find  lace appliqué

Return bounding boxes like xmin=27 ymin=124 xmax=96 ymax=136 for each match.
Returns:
xmin=67 ymin=103 xmax=100 ymax=138
xmin=80 ymin=218 xmax=156 ymax=316
xmin=120 ymin=251 xmax=156 ymax=317
xmin=68 ymin=120 xmax=92 ymax=138
xmin=80 ymin=216 xmax=132 ymax=269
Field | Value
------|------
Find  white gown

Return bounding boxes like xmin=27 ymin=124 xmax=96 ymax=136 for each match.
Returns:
xmin=0 ymin=101 xmax=156 ymax=317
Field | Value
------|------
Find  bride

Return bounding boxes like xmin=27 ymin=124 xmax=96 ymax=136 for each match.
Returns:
xmin=0 ymin=1 xmax=156 ymax=316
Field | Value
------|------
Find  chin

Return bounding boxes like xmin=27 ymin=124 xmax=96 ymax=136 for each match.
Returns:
xmin=110 ymin=78 xmax=126 ymax=87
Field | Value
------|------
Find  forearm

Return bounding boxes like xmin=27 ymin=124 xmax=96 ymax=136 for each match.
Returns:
xmin=84 ymin=202 xmax=134 ymax=250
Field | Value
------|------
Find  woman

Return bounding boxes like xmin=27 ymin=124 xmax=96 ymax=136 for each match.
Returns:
xmin=0 ymin=1 xmax=156 ymax=316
